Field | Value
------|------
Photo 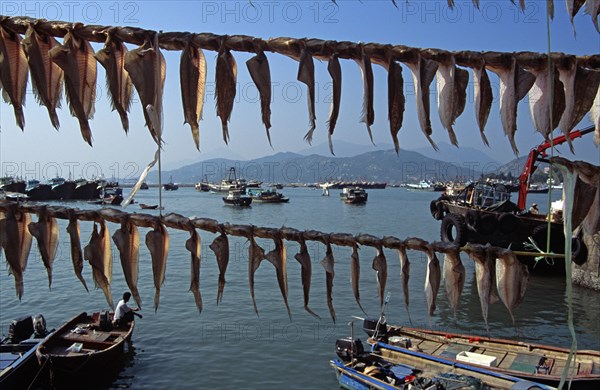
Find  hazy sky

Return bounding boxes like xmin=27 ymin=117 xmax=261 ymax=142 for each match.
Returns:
xmin=0 ymin=0 xmax=598 ymax=182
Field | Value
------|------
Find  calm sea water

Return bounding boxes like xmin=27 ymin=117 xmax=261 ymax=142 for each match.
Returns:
xmin=1 ymin=188 xmax=599 ymax=389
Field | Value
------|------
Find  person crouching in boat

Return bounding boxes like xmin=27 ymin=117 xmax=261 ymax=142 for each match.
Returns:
xmin=113 ymin=292 xmax=141 ymax=327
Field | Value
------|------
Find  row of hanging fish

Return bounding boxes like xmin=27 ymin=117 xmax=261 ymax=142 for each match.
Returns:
xmin=1 ymin=202 xmax=530 ymax=325
xmin=1 ymin=16 xmax=599 ymax=155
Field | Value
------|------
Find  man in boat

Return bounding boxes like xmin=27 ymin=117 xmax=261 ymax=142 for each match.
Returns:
xmin=113 ymin=292 xmax=141 ymax=327
xmin=529 ymin=203 xmax=539 ymax=214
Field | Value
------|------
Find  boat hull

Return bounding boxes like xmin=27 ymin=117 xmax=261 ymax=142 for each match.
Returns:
xmin=376 ymin=326 xmax=600 ymax=389
xmin=223 ymin=196 xmax=252 ymax=206
xmin=36 ymin=312 xmax=134 ymax=380
xmin=0 ymin=339 xmax=47 ymax=389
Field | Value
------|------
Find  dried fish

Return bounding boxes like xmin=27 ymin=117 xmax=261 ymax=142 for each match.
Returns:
xmin=386 ymin=58 xmax=405 ymax=153
xmin=22 ymin=22 xmax=63 ymax=129
xmin=112 ymin=217 xmax=142 ymax=309
xmin=66 ymin=209 xmax=88 ymax=292
xmin=372 ymin=246 xmax=388 ymax=308
xmin=298 ymin=46 xmax=317 ymax=144
xmin=327 ymin=53 xmax=342 ymax=154
xmin=485 ymin=53 xmax=535 ymax=155
xmin=265 ymin=231 xmax=291 ymax=319
xmin=49 ymin=24 xmax=97 ymax=146
xmin=473 ymin=62 xmax=493 ymax=146
xmin=424 ymin=245 xmax=441 ymax=317
xmin=124 ymin=31 xmax=166 ymax=145
xmin=209 ymin=232 xmax=229 ymax=304
xmin=463 ymin=244 xmax=495 ymax=331
xmin=526 ymin=60 xmax=565 ymax=140
xmin=248 ymin=233 xmax=266 ymax=316
xmin=185 ymin=228 xmax=202 ymax=314
xmin=215 ymin=40 xmax=237 ymax=144
xmin=557 ymin=59 xmax=600 ymax=150
xmin=397 ymin=244 xmax=411 ymax=321
xmin=567 ymin=0 xmax=587 ymax=29
xmin=442 ymin=246 xmax=465 ymax=317
xmin=28 ymin=207 xmax=58 ymax=289
xmin=0 ymin=23 xmax=28 ymax=130
xmin=354 ymin=45 xmax=375 ymax=143
xmin=180 ymin=40 xmax=206 ymax=150
xmin=321 ymin=241 xmax=336 ymax=323
xmin=350 ymin=243 xmax=366 ymax=314
xmin=585 ymin=0 xmax=600 ymax=33
xmin=84 ymin=221 xmax=113 ymax=309
xmin=146 ymin=223 xmax=169 ymax=311
xmin=404 ymin=52 xmax=439 ymax=150
xmin=435 ymin=52 xmax=468 ymax=147
xmin=95 ymin=28 xmax=133 ymax=134
xmin=246 ymin=45 xmax=272 ymax=146
xmin=0 ymin=205 xmax=32 ymax=299
xmin=593 ymin=86 xmax=600 ymax=145
xmin=494 ymin=247 xmax=529 ymax=325
xmin=295 ymin=234 xmax=319 ymax=318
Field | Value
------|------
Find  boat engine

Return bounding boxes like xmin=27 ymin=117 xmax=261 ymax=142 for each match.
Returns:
xmin=362 ymin=317 xmax=387 ymax=338
xmin=32 ymin=314 xmax=48 ymax=338
xmin=7 ymin=315 xmax=33 ymax=343
xmin=335 ymin=337 xmax=364 ymax=362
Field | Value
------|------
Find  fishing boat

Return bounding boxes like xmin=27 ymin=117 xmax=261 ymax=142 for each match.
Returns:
xmin=340 ymin=187 xmax=368 ymax=204
xmin=1 ymin=314 xmax=50 ymax=389
xmin=163 ymin=176 xmax=179 ymax=191
xmin=194 ymin=175 xmax=210 ymax=192
xmin=249 ymin=188 xmax=289 ymax=203
xmin=36 ymin=312 xmax=134 ymax=380
xmin=139 ymin=203 xmax=159 ymax=210
xmin=222 ymin=190 xmax=252 ymax=206
xmin=362 ymin=318 xmax=600 ymax=389
xmin=209 ymin=167 xmax=246 ymax=192
xmin=0 ymin=177 xmax=26 ymax=194
xmin=405 ymin=180 xmax=433 ymax=191
xmin=25 ymin=179 xmax=55 ymax=201
xmin=140 ymin=181 xmax=149 ymax=190
xmin=331 ymin=337 xmax=555 ymax=390
xmin=72 ymin=178 xmax=101 ymax=200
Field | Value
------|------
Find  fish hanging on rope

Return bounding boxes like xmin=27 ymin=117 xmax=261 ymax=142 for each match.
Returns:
xmin=439 ymin=243 xmax=465 ymax=318
xmin=433 ymin=51 xmax=469 ymax=147
xmin=66 ymin=208 xmax=88 ymax=292
xmin=327 ymin=53 xmax=342 ymax=154
xmin=146 ymin=222 xmax=169 ymax=312
xmin=180 ymin=38 xmax=206 ymax=150
xmin=28 ymin=206 xmax=58 ymax=289
xmin=494 ymin=247 xmax=529 ymax=326
xmin=484 ymin=52 xmax=535 ymax=155
xmin=248 ymin=231 xmax=266 ymax=316
xmin=215 ymin=38 xmax=237 ymax=144
xmin=84 ymin=221 xmax=113 ymax=309
xmin=298 ymin=45 xmax=317 ymax=144
xmin=518 ymin=55 xmax=565 ymax=141
xmin=21 ymin=21 xmax=63 ymax=129
xmin=463 ymin=243 xmax=498 ymax=332
xmin=49 ymin=23 xmax=97 ymax=146
xmin=403 ymin=50 xmax=439 ymax=150
xmin=322 ymin=240 xmax=336 ymax=323
xmin=185 ymin=227 xmax=202 ymax=314
xmin=246 ymin=41 xmax=272 ymax=146
xmin=424 ymin=245 xmax=441 ymax=317
xmin=472 ymin=57 xmax=493 ymax=146
xmin=124 ymin=30 xmax=166 ymax=145
xmin=585 ymin=0 xmax=600 ymax=33
xmin=263 ymin=229 xmax=291 ymax=319
xmin=209 ymin=230 xmax=229 ymax=304
xmin=0 ymin=205 xmax=32 ymax=299
xmin=397 ymin=241 xmax=412 ymax=322
xmin=566 ymin=0 xmax=587 ymax=31
xmin=384 ymin=56 xmax=405 ymax=154
xmin=0 ymin=20 xmax=29 ymax=130
xmin=350 ymin=242 xmax=366 ymax=314
xmin=556 ymin=57 xmax=600 ymax=150
xmin=95 ymin=28 xmax=133 ymax=134
xmin=112 ymin=216 xmax=142 ymax=309
xmin=354 ymin=44 xmax=375 ymax=144
xmin=289 ymin=229 xmax=319 ymax=318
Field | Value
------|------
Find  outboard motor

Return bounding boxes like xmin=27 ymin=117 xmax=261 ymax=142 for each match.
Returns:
xmin=32 ymin=314 xmax=48 ymax=338
xmin=362 ymin=317 xmax=387 ymax=338
xmin=7 ymin=315 xmax=34 ymax=343
xmin=335 ymin=337 xmax=364 ymax=362
xmin=99 ymin=311 xmax=112 ymax=331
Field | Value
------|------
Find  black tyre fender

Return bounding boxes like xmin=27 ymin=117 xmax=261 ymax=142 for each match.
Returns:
xmin=531 ymin=225 xmax=564 ymax=254
xmin=465 ymin=210 xmax=481 ymax=231
xmin=430 ymin=200 xmax=444 ymax=221
xmin=571 ymin=236 xmax=588 ymax=266
xmin=498 ymin=213 xmax=521 ymax=235
xmin=478 ymin=214 xmax=498 ymax=236
xmin=440 ymin=213 xmax=468 ymax=246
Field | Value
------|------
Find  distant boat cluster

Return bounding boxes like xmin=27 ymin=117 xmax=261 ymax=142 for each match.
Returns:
xmin=0 ymin=176 xmax=121 ymax=202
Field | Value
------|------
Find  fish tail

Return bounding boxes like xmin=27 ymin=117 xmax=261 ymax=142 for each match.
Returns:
xmin=447 ymin=126 xmax=459 ymax=147
xmin=118 ymin=108 xmax=130 ymax=134
xmin=78 ymin=117 xmax=93 ymax=146
xmin=48 ymin=108 xmax=60 ymax=130
xmin=265 ymin=127 xmax=273 ymax=148
xmin=480 ymin=130 xmax=490 ymax=147
xmin=221 ymin=121 xmax=229 ymax=145
xmin=392 ymin=135 xmax=400 ymax=155
xmin=304 ymin=306 xmax=321 ymax=319
xmin=303 ymin=123 xmax=316 ymax=145
xmin=472 ymin=0 xmax=480 ymax=10
xmin=427 ymin=136 xmax=439 ymax=151
xmin=14 ymin=106 xmax=25 ymax=130
xmin=191 ymin=122 xmax=200 ymax=150
xmin=328 ymin=132 xmax=335 ymax=155
xmin=16 ymin=276 xmax=24 ymax=300
xmin=132 ymin=288 xmax=142 ymax=310
xmin=77 ymin=274 xmax=89 ymax=292
xmin=366 ymin=125 xmax=375 ymax=145
xmin=154 ymin=289 xmax=160 ymax=312
xmin=509 ymin=136 xmax=519 ymax=156
xmin=191 ymin=289 xmax=202 ymax=314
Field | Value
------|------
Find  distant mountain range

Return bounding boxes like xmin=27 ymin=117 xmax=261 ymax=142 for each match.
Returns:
xmin=146 ymin=142 xmax=514 ymax=185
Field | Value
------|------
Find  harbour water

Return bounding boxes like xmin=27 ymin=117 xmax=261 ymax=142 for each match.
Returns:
xmin=1 ymin=187 xmax=599 ymax=389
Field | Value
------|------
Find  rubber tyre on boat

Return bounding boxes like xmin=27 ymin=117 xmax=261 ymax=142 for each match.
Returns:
xmin=441 ymin=213 xmax=468 ymax=246
xmin=430 ymin=200 xmax=444 ymax=221
xmin=478 ymin=214 xmax=497 ymax=236
xmin=498 ymin=213 xmax=521 ymax=235
xmin=465 ymin=210 xmax=481 ymax=231
xmin=531 ymin=225 xmax=588 ymax=265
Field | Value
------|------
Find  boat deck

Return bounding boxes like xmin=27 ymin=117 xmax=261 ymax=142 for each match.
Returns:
xmin=380 ymin=327 xmax=600 ymax=380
